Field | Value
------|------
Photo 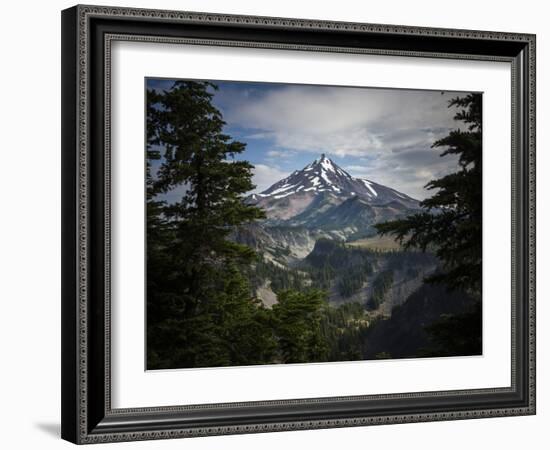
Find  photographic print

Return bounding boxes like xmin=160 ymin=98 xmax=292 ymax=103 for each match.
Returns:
xmin=61 ymin=8 xmax=536 ymax=442
xmin=145 ymin=78 xmax=482 ymax=370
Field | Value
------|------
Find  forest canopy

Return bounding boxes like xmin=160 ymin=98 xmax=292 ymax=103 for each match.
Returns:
xmin=146 ymin=80 xmax=482 ymax=369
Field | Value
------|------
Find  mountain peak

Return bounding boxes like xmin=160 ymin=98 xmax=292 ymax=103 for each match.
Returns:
xmin=251 ymin=154 xmax=418 ymax=211
xmin=312 ymin=153 xmax=331 ymax=166
xmin=305 ymin=154 xmax=347 ymax=176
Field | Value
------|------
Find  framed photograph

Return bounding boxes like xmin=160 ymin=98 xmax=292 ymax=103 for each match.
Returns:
xmin=61 ymin=5 xmax=536 ymax=444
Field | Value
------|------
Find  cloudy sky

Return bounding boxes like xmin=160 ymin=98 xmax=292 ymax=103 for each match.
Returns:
xmin=147 ymin=78 xmax=474 ymax=200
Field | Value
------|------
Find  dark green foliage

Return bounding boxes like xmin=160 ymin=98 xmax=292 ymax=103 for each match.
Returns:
xmin=337 ymin=266 xmax=368 ymax=298
xmin=419 ymin=301 xmax=482 ymax=357
xmin=320 ymin=302 xmax=370 ymax=361
xmin=307 ymin=264 xmax=336 ymax=290
xmin=337 ymin=255 xmax=373 ymax=298
xmin=146 ymin=81 xmax=482 ymax=369
xmin=146 ymin=81 xmax=272 ymax=369
xmin=363 ymin=283 xmax=479 ymax=359
xmin=146 ymin=81 xmax=368 ymax=369
xmin=375 ymin=94 xmax=482 ymax=293
xmin=271 ymin=290 xmax=329 ymax=363
xmin=303 ymin=238 xmax=435 ymax=301
xmin=148 ymin=264 xmax=277 ymax=368
xmin=247 ymin=259 xmax=308 ymax=293
xmin=374 ymin=94 xmax=482 ymax=356
xmin=304 ymin=238 xmax=373 ymax=294
xmin=367 ymin=270 xmax=394 ymax=311
xmin=305 ymin=238 xmax=357 ymax=269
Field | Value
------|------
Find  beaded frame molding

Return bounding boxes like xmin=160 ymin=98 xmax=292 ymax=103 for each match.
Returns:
xmin=61 ymin=4 xmax=536 ymax=444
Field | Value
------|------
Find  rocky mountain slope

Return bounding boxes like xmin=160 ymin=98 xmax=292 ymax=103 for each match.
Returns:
xmin=246 ymin=155 xmax=419 ymax=240
xmin=233 ymin=154 xmax=433 ymax=311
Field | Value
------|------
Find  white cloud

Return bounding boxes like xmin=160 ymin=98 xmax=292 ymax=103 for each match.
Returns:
xmin=224 ymin=86 xmax=461 ymax=158
xmin=266 ymin=149 xmax=293 ymax=159
xmin=251 ymin=164 xmax=290 ymax=193
xmin=245 ymin=132 xmax=270 ymax=139
xmin=220 ymin=84 xmax=472 ymax=199
xmin=345 ymin=146 xmax=460 ymax=200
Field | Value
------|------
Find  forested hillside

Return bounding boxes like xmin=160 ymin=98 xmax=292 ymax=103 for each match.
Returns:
xmin=146 ymin=78 xmax=482 ymax=369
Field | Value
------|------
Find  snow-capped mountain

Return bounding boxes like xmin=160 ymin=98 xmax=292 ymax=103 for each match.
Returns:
xmin=251 ymin=154 xmax=414 ymax=204
xmin=248 ymin=154 xmax=419 ymax=226
xmin=232 ymin=155 xmax=425 ymax=293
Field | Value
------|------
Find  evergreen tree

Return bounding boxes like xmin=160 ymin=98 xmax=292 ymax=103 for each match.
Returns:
xmin=375 ymin=93 xmax=482 ymax=293
xmin=271 ymin=290 xmax=329 ymax=363
xmin=375 ymin=93 xmax=482 ymax=356
xmin=146 ymin=80 xmax=268 ymax=369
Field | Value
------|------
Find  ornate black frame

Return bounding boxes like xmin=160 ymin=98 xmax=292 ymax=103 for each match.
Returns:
xmin=61 ymin=4 xmax=536 ymax=444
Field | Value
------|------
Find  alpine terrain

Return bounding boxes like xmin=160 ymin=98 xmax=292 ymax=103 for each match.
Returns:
xmin=248 ymin=154 xmax=419 ymax=231
xmin=146 ymin=79 xmax=482 ymax=369
xmin=234 ymin=154 xmax=440 ymax=314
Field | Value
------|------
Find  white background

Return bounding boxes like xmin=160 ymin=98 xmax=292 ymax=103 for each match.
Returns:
xmin=0 ymin=0 xmax=546 ymax=449
xmin=112 ymin=42 xmax=511 ymax=408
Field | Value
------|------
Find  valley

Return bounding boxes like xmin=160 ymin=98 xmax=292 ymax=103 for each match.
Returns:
xmin=237 ymin=154 xmax=438 ymax=318
xmin=145 ymin=79 xmax=483 ymax=369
